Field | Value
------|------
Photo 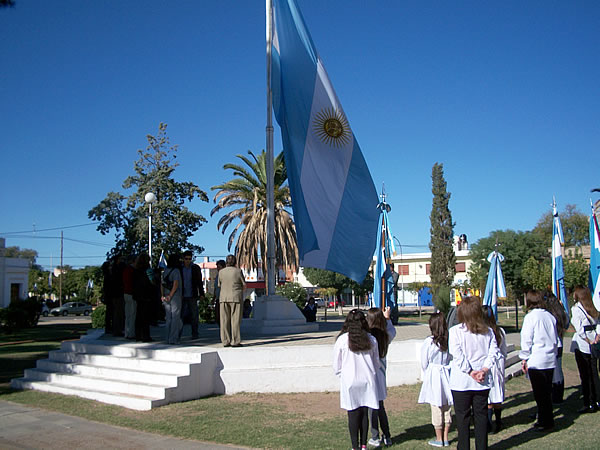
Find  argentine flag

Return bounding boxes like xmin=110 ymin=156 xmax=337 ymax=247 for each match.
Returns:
xmin=272 ymin=0 xmax=379 ymax=282
xmin=590 ymin=205 xmax=600 ymax=310
xmin=372 ymin=199 xmax=397 ymax=308
xmin=552 ymin=203 xmax=569 ymax=319
xmin=483 ymin=251 xmax=506 ymax=320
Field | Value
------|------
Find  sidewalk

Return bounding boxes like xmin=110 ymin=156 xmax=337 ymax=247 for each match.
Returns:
xmin=0 ymin=400 xmax=252 ymax=450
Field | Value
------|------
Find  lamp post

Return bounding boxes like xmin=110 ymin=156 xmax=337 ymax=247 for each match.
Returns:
xmin=145 ymin=192 xmax=156 ymax=261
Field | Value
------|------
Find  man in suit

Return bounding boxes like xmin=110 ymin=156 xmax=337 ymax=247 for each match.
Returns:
xmin=218 ymin=254 xmax=245 ymax=347
xmin=181 ymin=250 xmax=205 ymax=340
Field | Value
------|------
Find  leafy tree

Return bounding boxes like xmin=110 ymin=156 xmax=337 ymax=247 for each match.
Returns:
xmin=4 ymin=246 xmax=38 ymax=267
xmin=276 ymin=282 xmax=307 ymax=310
xmin=211 ymin=150 xmax=298 ymax=276
xmin=469 ymin=230 xmax=547 ymax=297
xmin=533 ymin=204 xmax=589 ymax=247
xmin=429 ymin=163 xmax=456 ymax=288
xmin=303 ymin=267 xmax=350 ymax=292
xmin=28 ymin=268 xmax=52 ymax=297
xmin=564 ymin=256 xmax=589 ymax=292
xmin=89 ymin=123 xmax=208 ymax=263
xmin=521 ymin=256 xmax=550 ymax=291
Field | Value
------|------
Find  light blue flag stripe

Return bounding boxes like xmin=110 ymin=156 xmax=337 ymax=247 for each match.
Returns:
xmin=272 ymin=0 xmax=379 ymax=282
xmin=552 ymin=205 xmax=569 ymax=319
xmin=590 ymin=208 xmax=600 ymax=310
xmin=483 ymin=251 xmax=505 ymax=320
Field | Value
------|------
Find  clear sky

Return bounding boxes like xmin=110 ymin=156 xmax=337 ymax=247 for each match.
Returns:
xmin=1 ymin=0 xmax=599 ymax=271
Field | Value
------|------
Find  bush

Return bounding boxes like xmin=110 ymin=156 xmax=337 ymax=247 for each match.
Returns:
xmin=432 ymin=285 xmax=452 ymax=316
xmin=276 ymin=282 xmax=308 ymax=310
xmin=0 ymin=298 xmax=40 ymax=332
xmin=199 ymin=294 xmax=216 ymax=324
xmin=91 ymin=304 xmax=106 ymax=329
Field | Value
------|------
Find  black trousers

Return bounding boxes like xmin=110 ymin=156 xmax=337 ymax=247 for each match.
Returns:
xmin=369 ymin=400 xmax=390 ymax=440
xmin=528 ymin=368 xmax=554 ymax=428
xmin=181 ymin=297 xmax=199 ymax=337
xmin=574 ymin=349 xmax=600 ymax=407
xmin=135 ymin=301 xmax=151 ymax=341
xmin=347 ymin=406 xmax=369 ymax=449
xmin=452 ymin=389 xmax=489 ymax=450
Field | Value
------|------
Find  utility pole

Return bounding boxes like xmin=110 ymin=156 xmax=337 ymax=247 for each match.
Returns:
xmin=59 ymin=231 xmax=63 ymax=306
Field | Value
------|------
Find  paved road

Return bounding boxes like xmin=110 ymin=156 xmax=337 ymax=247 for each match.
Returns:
xmin=0 ymin=401 xmax=252 ymax=450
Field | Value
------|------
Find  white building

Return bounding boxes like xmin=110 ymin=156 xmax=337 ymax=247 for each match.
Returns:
xmin=0 ymin=238 xmax=30 ymax=308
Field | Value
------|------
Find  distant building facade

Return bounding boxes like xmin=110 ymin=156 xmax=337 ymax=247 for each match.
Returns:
xmin=0 ymin=238 xmax=30 ymax=308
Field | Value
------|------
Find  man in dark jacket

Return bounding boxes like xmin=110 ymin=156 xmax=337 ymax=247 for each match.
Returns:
xmin=181 ymin=250 xmax=205 ymax=339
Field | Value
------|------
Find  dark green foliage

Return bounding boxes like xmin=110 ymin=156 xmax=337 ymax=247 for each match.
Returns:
xmin=533 ymin=204 xmax=589 ymax=247
xmin=433 ymin=285 xmax=452 ymax=315
xmin=469 ymin=229 xmax=547 ymax=297
xmin=0 ymin=298 xmax=40 ymax=332
xmin=564 ymin=256 xmax=590 ymax=292
xmin=89 ymin=123 xmax=208 ymax=266
xmin=429 ymin=163 xmax=456 ymax=288
xmin=91 ymin=304 xmax=106 ymax=329
xmin=198 ymin=295 xmax=216 ymax=323
xmin=303 ymin=267 xmax=372 ymax=301
xmin=276 ymin=282 xmax=307 ymax=310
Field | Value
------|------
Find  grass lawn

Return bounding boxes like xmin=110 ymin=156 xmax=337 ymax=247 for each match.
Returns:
xmin=1 ymin=322 xmax=597 ymax=449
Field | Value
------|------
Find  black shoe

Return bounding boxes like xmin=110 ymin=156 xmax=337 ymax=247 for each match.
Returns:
xmin=232 ymin=343 xmax=243 ymax=347
xmin=191 ymin=335 xmax=199 ymax=340
xmin=578 ymin=406 xmax=595 ymax=414
xmin=223 ymin=343 xmax=231 ymax=347
xmin=534 ymin=424 xmax=553 ymax=432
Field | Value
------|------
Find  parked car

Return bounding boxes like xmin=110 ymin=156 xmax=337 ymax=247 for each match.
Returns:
xmin=50 ymin=302 xmax=93 ymax=317
xmin=327 ymin=299 xmax=346 ymax=308
xmin=41 ymin=303 xmax=50 ymax=317
xmin=313 ymin=298 xmax=326 ymax=308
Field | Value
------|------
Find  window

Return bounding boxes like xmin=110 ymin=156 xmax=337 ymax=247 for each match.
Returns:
xmin=426 ymin=264 xmax=430 ymax=275
xmin=455 ymin=262 xmax=466 ymax=273
xmin=397 ymin=264 xmax=409 ymax=275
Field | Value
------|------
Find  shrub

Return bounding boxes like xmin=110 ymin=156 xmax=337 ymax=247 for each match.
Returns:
xmin=91 ymin=304 xmax=106 ymax=329
xmin=276 ymin=282 xmax=308 ymax=310
xmin=433 ymin=285 xmax=452 ymax=316
xmin=198 ymin=295 xmax=216 ymax=324
xmin=0 ymin=298 xmax=40 ymax=332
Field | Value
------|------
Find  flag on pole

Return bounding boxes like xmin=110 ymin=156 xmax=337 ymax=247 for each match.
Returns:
xmin=590 ymin=202 xmax=600 ymax=310
xmin=552 ymin=200 xmax=569 ymax=319
xmin=87 ymin=279 xmax=94 ymax=290
xmin=271 ymin=0 xmax=379 ymax=282
xmin=372 ymin=195 xmax=397 ymax=308
xmin=158 ymin=250 xmax=167 ymax=269
xmin=483 ymin=251 xmax=506 ymax=320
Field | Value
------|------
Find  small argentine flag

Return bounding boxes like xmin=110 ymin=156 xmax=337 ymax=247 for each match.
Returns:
xmin=87 ymin=279 xmax=94 ymax=290
xmin=590 ymin=203 xmax=600 ymax=310
xmin=552 ymin=200 xmax=569 ymax=319
xmin=272 ymin=0 xmax=379 ymax=282
xmin=158 ymin=251 xmax=167 ymax=269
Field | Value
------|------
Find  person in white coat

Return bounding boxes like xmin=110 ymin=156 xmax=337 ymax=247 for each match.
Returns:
xmin=482 ymin=305 xmax=507 ymax=433
xmin=449 ymin=296 xmax=499 ymax=450
xmin=366 ymin=307 xmax=397 ymax=447
xmin=519 ymin=290 xmax=558 ymax=431
xmin=333 ymin=309 xmax=380 ymax=450
xmin=418 ymin=312 xmax=453 ymax=448
xmin=570 ymin=286 xmax=600 ymax=413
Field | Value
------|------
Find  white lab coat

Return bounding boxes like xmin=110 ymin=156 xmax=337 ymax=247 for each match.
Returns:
xmin=418 ymin=336 xmax=453 ymax=407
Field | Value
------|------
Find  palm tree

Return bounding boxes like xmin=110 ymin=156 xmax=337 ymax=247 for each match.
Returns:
xmin=211 ymin=150 xmax=298 ymax=277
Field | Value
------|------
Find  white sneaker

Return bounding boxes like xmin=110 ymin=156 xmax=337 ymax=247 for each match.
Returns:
xmin=382 ymin=436 xmax=392 ymax=446
xmin=368 ymin=438 xmax=381 ymax=447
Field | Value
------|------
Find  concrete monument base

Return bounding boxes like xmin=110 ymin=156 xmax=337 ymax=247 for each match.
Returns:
xmin=241 ymin=295 xmax=318 ymax=334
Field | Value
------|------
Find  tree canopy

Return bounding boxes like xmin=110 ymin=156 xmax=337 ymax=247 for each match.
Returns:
xmin=89 ymin=123 xmax=208 ymax=263
xmin=533 ymin=203 xmax=589 ymax=247
xmin=429 ymin=163 xmax=456 ymax=288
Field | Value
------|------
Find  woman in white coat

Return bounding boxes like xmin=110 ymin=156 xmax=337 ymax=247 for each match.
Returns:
xmin=449 ymin=296 xmax=499 ymax=450
xmin=333 ymin=309 xmax=380 ymax=450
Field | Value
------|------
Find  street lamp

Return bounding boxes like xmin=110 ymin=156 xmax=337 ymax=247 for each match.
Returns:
xmin=145 ymin=192 xmax=157 ymax=260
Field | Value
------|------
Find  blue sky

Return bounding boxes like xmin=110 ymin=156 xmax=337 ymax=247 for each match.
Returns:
xmin=1 ymin=0 xmax=599 ymax=271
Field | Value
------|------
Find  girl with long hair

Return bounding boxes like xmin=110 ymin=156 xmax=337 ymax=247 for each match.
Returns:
xmin=545 ymin=292 xmax=569 ymax=403
xmin=366 ymin=307 xmax=397 ymax=447
xmin=449 ymin=296 xmax=499 ymax=449
xmin=418 ymin=312 xmax=453 ymax=447
xmin=333 ymin=309 xmax=380 ymax=450
xmin=570 ymin=286 xmax=600 ymax=413
xmin=482 ymin=305 xmax=506 ymax=433
xmin=519 ymin=290 xmax=558 ymax=431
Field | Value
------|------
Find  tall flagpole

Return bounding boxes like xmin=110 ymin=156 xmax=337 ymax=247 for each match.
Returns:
xmin=265 ymin=0 xmax=276 ymax=296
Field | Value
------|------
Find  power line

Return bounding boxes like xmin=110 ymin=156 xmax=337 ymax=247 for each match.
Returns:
xmin=0 ymin=222 xmax=97 ymax=235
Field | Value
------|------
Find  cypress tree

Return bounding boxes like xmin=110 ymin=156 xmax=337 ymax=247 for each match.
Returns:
xmin=429 ymin=163 xmax=456 ymax=288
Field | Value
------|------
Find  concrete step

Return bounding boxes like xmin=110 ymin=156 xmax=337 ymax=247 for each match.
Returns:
xmin=36 ymin=359 xmax=181 ymax=386
xmin=10 ymin=378 xmax=162 ymax=411
xmin=23 ymin=368 xmax=168 ymax=398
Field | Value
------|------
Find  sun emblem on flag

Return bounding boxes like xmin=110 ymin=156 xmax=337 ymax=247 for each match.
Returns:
xmin=313 ymin=107 xmax=352 ymax=148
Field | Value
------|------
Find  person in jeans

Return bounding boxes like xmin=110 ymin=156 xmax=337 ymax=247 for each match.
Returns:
xmin=180 ymin=250 xmax=205 ymax=340
xmin=519 ymin=290 xmax=558 ymax=431
xmin=161 ymin=253 xmax=182 ymax=345
xmin=449 ymin=296 xmax=499 ymax=450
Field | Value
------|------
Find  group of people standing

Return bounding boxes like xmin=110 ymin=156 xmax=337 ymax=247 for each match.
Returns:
xmin=334 ymin=287 xmax=600 ymax=450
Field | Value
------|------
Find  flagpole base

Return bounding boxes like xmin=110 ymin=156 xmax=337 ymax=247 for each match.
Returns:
xmin=241 ymin=295 xmax=318 ymax=335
